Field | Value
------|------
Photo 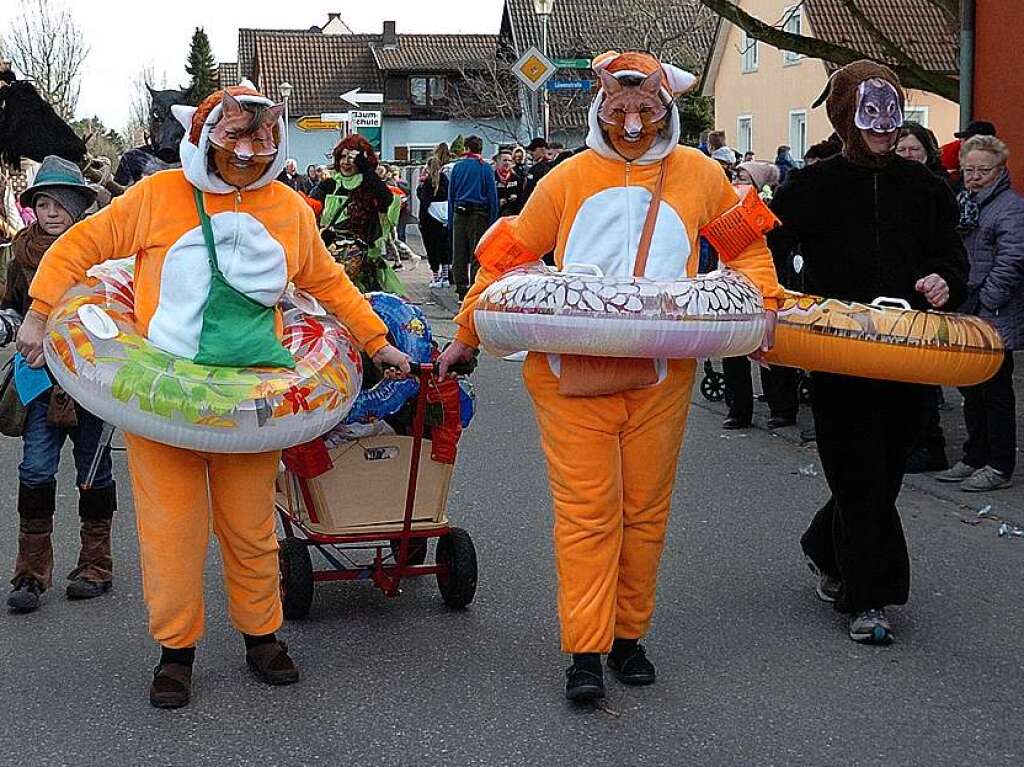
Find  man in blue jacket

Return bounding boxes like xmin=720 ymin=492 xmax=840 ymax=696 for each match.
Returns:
xmin=448 ymin=135 xmax=498 ymax=299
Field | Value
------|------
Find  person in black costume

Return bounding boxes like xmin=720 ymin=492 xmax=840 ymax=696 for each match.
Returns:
xmin=768 ymin=61 xmax=968 ymax=644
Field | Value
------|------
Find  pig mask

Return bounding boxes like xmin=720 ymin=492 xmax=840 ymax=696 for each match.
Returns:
xmin=208 ymin=92 xmax=285 ymax=188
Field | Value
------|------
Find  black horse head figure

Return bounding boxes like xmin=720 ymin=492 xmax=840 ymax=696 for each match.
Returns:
xmin=0 ymin=81 xmax=87 ymax=167
xmin=147 ymin=86 xmax=187 ymax=163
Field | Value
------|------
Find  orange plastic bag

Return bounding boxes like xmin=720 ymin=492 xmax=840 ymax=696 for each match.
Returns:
xmin=699 ymin=185 xmax=780 ymax=263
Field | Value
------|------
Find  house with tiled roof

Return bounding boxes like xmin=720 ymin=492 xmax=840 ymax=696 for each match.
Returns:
xmin=701 ymin=0 xmax=959 ymax=161
xmin=499 ymin=0 xmax=715 ymax=143
xmin=225 ymin=16 xmax=512 ymax=166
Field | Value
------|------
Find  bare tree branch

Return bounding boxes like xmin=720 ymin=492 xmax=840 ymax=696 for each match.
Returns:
xmin=697 ymin=0 xmax=959 ymax=101
xmin=3 ymin=0 xmax=89 ymax=120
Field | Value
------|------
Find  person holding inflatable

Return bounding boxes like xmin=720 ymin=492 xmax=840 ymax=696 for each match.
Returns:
xmin=768 ymin=62 xmax=967 ymax=644
xmin=16 ymin=85 xmax=410 ymax=708
xmin=439 ymin=50 xmax=783 ymax=701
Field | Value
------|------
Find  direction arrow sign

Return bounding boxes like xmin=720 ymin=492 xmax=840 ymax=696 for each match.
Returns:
xmin=297 ymin=115 xmax=342 ymax=132
xmin=341 ymin=87 xmax=384 ymax=107
xmin=546 ymin=80 xmax=594 ymax=92
xmin=554 ymin=58 xmax=591 ymax=70
xmin=512 ymin=46 xmax=556 ymax=92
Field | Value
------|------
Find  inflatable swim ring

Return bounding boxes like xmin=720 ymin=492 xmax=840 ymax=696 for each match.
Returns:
xmin=473 ymin=263 xmax=766 ymax=359
xmin=43 ymin=261 xmax=363 ymax=453
xmin=764 ymin=291 xmax=1004 ymax=386
xmin=344 ymin=292 xmax=433 ymax=424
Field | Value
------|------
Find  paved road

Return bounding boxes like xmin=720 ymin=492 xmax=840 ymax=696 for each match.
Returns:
xmin=0 ymin=260 xmax=1021 ymax=766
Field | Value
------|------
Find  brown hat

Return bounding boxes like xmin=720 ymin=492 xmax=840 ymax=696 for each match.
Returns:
xmin=813 ymin=60 xmax=904 ymax=166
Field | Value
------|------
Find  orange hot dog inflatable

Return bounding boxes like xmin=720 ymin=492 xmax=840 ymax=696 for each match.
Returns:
xmin=763 ymin=291 xmax=1004 ymax=386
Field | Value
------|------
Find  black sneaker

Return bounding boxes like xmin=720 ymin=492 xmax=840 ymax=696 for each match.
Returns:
xmin=767 ymin=415 xmax=797 ymax=429
xmin=67 ymin=578 xmax=112 ymax=600
xmin=565 ymin=659 xmax=605 ymax=702
xmin=7 ymin=577 xmax=43 ymax=613
xmin=607 ymin=643 xmax=656 ymax=686
xmin=722 ymin=416 xmax=751 ymax=430
xmin=805 ymin=557 xmax=841 ymax=603
xmin=849 ymin=608 xmax=894 ymax=644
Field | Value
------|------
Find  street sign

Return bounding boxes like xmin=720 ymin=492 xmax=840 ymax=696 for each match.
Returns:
xmin=320 ymin=112 xmax=348 ymax=121
xmin=341 ymin=87 xmax=384 ymax=107
xmin=545 ymin=80 xmax=594 ymax=92
xmin=512 ymin=46 xmax=556 ymax=92
xmin=554 ymin=58 xmax=591 ymax=70
xmin=349 ymin=110 xmax=382 ymax=128
xmin=296 ymin=115 xmax=342 ymax=132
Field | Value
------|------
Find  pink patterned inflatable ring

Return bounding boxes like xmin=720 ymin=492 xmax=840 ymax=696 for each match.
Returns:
xmin=43 ymin=261 xmax=363 ymax=453
xmin=474 ymin=262 xmax=767 ymax=359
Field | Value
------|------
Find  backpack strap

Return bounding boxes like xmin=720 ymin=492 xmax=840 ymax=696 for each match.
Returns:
xmin=633 ymin=160 xmax=667 ymax=278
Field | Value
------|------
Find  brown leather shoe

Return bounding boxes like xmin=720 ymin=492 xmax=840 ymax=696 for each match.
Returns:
xmin=246 ymin=641 xmax=299 ymax=685
xmin=149 ymin=663 xmax=192 ymax=709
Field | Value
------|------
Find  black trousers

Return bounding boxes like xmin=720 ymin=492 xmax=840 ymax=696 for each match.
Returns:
xmin=911 ymin=386 xmax=947 ymax=458
xmin=959 ymin=351 xmax=1016 ymax=476
xmin=451 ymin=208 xmax=490 ymax=298
xmin=419 ymin=216 xmax=451 ymax=273
xmin=801 ymin=373 xmax=927 ymax=613
xmin=722 ymin=356 xmax=799 ymax=422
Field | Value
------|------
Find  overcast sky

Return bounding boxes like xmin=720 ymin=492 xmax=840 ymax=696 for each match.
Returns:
xmin=0 ymin=0 xmax=507 ymax=131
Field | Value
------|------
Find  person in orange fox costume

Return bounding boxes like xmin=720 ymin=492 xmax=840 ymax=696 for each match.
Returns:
xmin=439 ymin=51 xmax=783 ymax=701
xmin=17 ymin=86 xmax=411 ymax=709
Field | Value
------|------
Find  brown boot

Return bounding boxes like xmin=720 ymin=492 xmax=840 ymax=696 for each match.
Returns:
xmin=150 ymin=663 xmax=193 ymax=709
xmin=246 ymin=639 xmax=300 ymax=685
xmin=8 ymin=483 xmax=56 ymax=613
xmin=67 ymin=484 xmax=115 ymax=600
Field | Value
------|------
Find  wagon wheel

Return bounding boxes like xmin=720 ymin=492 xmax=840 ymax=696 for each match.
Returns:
xmin=435 ymin=527 xmax=478 ymax=609
xmin=700 ymin=371 xmax=726 ymax=402
xmin=279 ymin=538 xmax=314 ymax=620
xmin=798 ymin=374 xmax=813 ymax=405
xmin=390 ymin=537 xmax=428 ymax=566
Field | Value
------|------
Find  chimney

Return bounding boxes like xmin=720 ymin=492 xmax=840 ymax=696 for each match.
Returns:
xmin=382 ymin=20 xmax=398 ymax=49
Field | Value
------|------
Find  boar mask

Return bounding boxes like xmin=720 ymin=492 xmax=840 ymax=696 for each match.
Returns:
xmin=208 ymin=92 xmax=284 ymax=188
xmin=597 ymin=70 xmax=668 ymax=162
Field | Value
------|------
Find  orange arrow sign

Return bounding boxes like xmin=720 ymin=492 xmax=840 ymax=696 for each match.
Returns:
xmin=296 ymin=115 xmax=342 ymax=132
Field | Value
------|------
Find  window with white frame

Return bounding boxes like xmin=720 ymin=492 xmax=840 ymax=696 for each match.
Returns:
xmin=737 ymin=116 xmax=753 ymax=155
xmin=789 ymin=110 xmax=808 ymax=160
xmin=406 ymin=144 xmax=436 ymax=163
xmin=741 ymin=31 xmax=759 ymax=73
xmin=782 ymin=7 xmax=803 ymax=65
xmin=904 ymin=106 xmax=929 ymax=127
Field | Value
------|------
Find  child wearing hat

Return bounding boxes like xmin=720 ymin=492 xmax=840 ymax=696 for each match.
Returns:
xmin=1 ymin=155 xmax=117 ymax=614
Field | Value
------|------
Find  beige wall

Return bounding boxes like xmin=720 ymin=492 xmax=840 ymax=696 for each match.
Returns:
xmin=709 ymin=0 xmax=959 ymax=160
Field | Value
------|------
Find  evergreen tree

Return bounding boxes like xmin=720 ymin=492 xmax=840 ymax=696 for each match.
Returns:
xmin=185 ymin=27 xmax=217 ymax=105
xmin=449 ymin=134 xmax=466 ymax=156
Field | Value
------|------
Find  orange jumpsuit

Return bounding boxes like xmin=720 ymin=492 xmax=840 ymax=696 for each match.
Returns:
xmin=29 ymin=168 xmax=389 ymax=648
xmin=456 ymin=146 xmax=783 ymax=652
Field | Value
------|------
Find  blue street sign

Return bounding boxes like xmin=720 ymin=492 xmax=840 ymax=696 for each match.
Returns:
xmin=545 ymin=80 xmax=594 ymax=92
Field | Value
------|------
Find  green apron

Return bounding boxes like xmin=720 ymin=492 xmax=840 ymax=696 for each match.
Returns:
xmin=191 ymin=188 xmax=295 ymax=369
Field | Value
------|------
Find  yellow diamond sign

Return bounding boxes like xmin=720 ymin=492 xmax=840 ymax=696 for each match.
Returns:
xmin=513 ymin=46 xmax=556 ymax=92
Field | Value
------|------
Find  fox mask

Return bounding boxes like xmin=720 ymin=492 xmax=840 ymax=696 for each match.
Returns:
xmin=597 ymin=70 xmax=668 ymax=161
xmin=209 ymin=92 xmax=284 ymax=188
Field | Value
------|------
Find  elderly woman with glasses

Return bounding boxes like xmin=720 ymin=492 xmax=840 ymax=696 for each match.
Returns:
xmin=936 ymin=135 xmax=1024 ymax=491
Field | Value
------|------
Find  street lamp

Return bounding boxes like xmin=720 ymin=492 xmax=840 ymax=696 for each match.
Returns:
xmin=279 ymin=81 xmax=293 ymax=156
xmin=533 ymin=0 xmax=555 ymax=141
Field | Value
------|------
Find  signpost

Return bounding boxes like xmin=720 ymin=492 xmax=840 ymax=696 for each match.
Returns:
xmin=554 ymin=58 xmax=591 ymax=70
xmin=545 ymin=80 xmax=594 ymax=92
xmin=296 ymin=115 xmax=343 ymax=132
xmin=512 ymin=46 xmax=557 ymax=92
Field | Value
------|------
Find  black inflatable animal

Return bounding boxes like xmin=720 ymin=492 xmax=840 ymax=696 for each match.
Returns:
xmin=114 ymin=86 xmax=188 ymax=185
xmin=0 ymin=80 xmax=87 ymax=168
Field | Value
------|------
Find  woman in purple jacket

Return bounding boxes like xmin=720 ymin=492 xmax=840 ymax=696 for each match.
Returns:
xmin=937 ymin=135 xmax=1024 ymax=492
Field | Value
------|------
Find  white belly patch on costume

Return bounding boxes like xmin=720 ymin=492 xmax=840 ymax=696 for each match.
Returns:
xmin=147 ymin=211 xmax=288 ymax=359
xmin=562 ymin=187 xmax=690 ymax=279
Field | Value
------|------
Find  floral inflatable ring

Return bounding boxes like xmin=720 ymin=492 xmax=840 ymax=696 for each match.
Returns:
xmin=43 ymin=261 xmax=363 ymax=453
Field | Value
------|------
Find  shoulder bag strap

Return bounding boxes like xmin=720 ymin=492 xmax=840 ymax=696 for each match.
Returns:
xmin=192 ymin=187 xmax=222 ymax=277
xmin=633 ymin=160 xmax=667 ymax=278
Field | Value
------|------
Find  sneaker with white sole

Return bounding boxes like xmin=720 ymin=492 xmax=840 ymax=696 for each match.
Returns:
xmin=849 ymin=608 xmax=893 ymax=644
xmin=934 ymin=461 xmax=978 ymax=483
xmin=805 ymin=557 xmax=842 ymax=603
xmin=960 ymin=465 xmax=1012 ymax=492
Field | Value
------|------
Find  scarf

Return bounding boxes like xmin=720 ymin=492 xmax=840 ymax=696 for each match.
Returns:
xmin=958 ymin=170 xmax=1009 ymax=233
xmin=11 ymin=222 xmax=58 ymax=281
xmin=495 ymin=166 xmax=515 ymax=184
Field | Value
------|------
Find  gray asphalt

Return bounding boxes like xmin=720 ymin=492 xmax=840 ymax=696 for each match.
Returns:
xmin=0 ymin=265 xmax=1022 ymax=766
